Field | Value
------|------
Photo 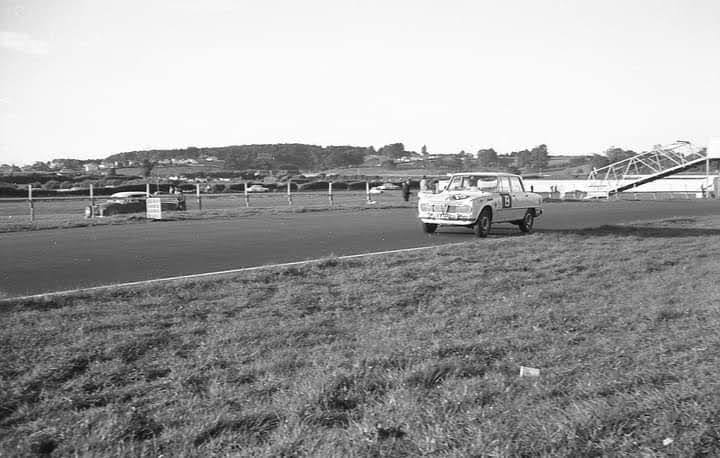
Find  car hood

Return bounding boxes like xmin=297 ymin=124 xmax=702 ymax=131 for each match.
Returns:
xmin=420 ymin=190 xmax=493 ymax=203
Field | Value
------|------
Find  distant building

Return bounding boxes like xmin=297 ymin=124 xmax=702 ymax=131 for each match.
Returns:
xmin=83 ymin=163 xmax=100 ymax=173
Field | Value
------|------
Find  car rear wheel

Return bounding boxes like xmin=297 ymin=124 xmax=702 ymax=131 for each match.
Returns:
xmin=421 ymin=222 xmax=437 ymax=234
xmin=519 ymin=210 xmax=534 ymax=233
xmin=474 ymin=208 xmax=492 ymax=238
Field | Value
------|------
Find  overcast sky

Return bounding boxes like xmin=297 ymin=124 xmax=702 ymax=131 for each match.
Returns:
xmin=0 ymin=0 xmax=718 ymax=164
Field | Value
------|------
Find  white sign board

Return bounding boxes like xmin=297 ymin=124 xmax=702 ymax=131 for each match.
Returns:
xmin=146 ymin=197 xmax=162 ymax=219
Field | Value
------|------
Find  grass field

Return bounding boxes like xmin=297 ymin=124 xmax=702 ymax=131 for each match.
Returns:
xmin=0 ymin=191 xmax=413 ymax=233
xmin=2 ymin=216 xmax=720 ymax=456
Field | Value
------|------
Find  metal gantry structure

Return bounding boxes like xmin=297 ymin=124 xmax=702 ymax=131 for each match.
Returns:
xmin=586 ymin=141 xmax=709 ymax=197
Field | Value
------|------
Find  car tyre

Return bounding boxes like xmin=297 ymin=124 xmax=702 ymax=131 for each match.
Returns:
xmin=422 ymin=222 xmax=437 ymax=234
xmin=474 ymin=208 xmax=492 ymax=238
xmin=519 ymin=210 xmax=534 ymax=233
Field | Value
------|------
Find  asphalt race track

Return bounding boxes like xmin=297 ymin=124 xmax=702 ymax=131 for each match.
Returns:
xmin=3 ymin=200 xmax=720 ymax=297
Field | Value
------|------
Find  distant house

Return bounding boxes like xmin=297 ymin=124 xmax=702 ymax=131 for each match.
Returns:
xmin=83 ymin=163 xmax=100 ymax=173
xmin=173 ymin=158 xmax=199 ymax=165
xmin=205 ymin=156 xmax=219 ymax=162
xmin=57 ymin=168 xmax=77 ymax=175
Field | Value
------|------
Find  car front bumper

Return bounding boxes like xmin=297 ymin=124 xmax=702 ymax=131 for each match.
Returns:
xmin=419 ymin=214 xmax=476 ymax=225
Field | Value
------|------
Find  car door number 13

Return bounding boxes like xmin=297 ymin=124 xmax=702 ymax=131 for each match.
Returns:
xmin=501 ymin=194 xmax=512 ymax=208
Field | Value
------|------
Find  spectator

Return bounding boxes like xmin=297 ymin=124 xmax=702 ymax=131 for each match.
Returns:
xmin=176 ymin=188 xmax=186 ymax=210
xmin=402 ymin=180 xmax=411 ymax=202
xmin=420 ymin=175 xmax=428 ymax=192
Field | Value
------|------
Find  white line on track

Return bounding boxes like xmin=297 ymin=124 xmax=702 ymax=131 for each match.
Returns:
xmin=2 ymin=242 xmax=468 ymax=303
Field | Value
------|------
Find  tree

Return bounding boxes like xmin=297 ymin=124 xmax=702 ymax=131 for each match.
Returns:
xmin=380 ymin=159 xmax=396 ymax=170
xmin=604 ymin=147 xmax=636 ymax=164
xmin=141 ymin=159 xmax=155 ymax=178
xmin=43 ymin=180 xmax=60 ymax=190
xmin=529 ymin=144 xmax=549 ymax=171
xmin=590 ymin=154 xmax=610 ymax=170
xmin=377 ymin=143 xmax=405 ymax=159
xmin=461 ymin=152 xmax=473 ymax=171
xmin=476 ymin=148 xmax=498 ymax=168
xmin=514 ymin=149 xmax=532 ymax=168
xmin=32 ymin=161 xmax=50 ymax=171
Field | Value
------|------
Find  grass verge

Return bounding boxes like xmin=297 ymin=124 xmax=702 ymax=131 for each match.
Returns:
xmin=2 ymin=216 xmax=720 ymax=455
xmin=0 ymin=201 xmax=413 ymax=233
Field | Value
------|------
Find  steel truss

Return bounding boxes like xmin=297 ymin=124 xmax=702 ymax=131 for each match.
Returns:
xmin=586 ymin=141 xmax=707 ymax=197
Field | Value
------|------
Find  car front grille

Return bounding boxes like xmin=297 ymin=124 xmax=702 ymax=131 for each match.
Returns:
xmin=421 ymin=203 xmax=471 ymax=214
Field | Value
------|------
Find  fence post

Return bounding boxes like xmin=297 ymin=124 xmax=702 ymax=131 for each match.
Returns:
xmin=244 ymin=182 xmax=250 ymax=207
xmin=28 ymin=184 xmax=34 ymax=223
xmin=328 ymin=181 xmax=333 ymax=207
xmin=287 ymin=181 xmax=292 ymax=206
xmin=146 ymin=183 xmax=150 ymax=196
xmin=366 ymin=181 xmax=370 ymax=203
xmin=89 ymin=184 xmax=95 ymax=218
xmin=196 ymin=183 xmax=202 ymax=210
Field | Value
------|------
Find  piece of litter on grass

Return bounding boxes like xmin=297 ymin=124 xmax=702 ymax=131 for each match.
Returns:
xmin=663 ymin=438 xmax=673 ymax=446
xmin=519 ymin=366 xmax=540 ymax=377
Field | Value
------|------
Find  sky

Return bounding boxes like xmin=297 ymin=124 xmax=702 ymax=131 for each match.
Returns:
xmin=0 ymin=0 xmax=718 ymax=165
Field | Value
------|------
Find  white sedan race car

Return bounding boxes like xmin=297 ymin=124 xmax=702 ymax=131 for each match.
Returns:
xmin=417 ymin=172 xmax=543 ymax=237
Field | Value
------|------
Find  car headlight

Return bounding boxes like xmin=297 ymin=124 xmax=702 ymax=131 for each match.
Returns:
xmin=420 ymin=203 xmax=432 ymax=212
xmin=448 ymin=205 xmax=471 ymax=214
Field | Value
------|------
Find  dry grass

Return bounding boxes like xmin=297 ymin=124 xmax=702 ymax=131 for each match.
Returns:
xmin=2 ymin=216 xmax=720 ymax=456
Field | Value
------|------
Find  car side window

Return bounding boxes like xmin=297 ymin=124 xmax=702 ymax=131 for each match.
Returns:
xmin=509 ymin=177 xmax=524 ymax=192
xmin=499 ymin=177 xmax=511 ymax=193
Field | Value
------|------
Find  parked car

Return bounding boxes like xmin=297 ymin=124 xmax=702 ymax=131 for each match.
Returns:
xmin=246 ymin=184 xmax=270 ymax=193
xmin=417 ymin=172 xmax=543 ymax=237
xmin=85 ymin=191 xmax=183 ymax=217
xmin=377 ymin=183 xmax=401 ymax=190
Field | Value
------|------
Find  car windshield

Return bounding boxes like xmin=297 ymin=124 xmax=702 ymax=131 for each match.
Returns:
xmin=447 ymin=175 xmax=498 ymax=192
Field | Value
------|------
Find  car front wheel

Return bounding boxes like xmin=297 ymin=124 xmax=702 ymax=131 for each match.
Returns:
xmin=519 ymin=210 xmax=534 ymax=233
xmin=422 ymin=222 xmax=437 ymax=234
xmin=474 ymin=208 xmax=492 ymax=238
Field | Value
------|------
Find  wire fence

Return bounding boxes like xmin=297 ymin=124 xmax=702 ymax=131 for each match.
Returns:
xmin=0 ymin=187 xmax=416 ymax=227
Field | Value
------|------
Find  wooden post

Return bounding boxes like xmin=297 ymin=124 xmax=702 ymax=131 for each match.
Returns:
xmin=328 ymin=181 xmax=333 ymax=207
xmin=244 ymin=182 xmax=250 ymax=207
xmin=366 ymin=181 xmax=370 ymax=203
xmin=89 ymin=184 xmax=95 ymax=218
xmin=28 ymin=184 xmax=34 ymax=223
xmin=196 ymin=183 xmax=202 ymax=210
xmin=146 ymin=183 xmax=150 ymax=196
xmin=287 ymin=181 xmax=292 ymax=206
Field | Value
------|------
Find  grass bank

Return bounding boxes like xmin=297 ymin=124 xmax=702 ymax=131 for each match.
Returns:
xmin=2 ymin=217 xmax=720 ymax=456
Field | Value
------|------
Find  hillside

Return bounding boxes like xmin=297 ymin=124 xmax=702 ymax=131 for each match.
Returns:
xmin=105 ymin=144 xmax=374 ymax=171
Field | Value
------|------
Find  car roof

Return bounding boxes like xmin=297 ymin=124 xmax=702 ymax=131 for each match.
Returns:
xmin=110 ymin=191 xmax=149 ymax=198
xmin=449 ymin=172 xmax=520 ymax=178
